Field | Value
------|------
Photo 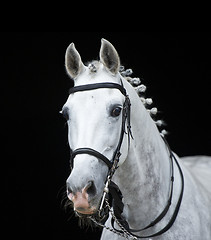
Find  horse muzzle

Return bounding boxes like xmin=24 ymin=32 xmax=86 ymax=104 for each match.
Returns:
xmin=67 ymin=180 xmax=98 ymax=215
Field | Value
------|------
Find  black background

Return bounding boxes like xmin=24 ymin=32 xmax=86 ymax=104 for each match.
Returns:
xmin=2 ymin=32 xmax=211 ymax=239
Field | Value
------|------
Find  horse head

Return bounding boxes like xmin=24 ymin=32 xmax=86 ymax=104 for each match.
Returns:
xmin=62 ymin=39 xmax=129 ymax=216
xmin=60 ymin=38 xmax=211 ymax=240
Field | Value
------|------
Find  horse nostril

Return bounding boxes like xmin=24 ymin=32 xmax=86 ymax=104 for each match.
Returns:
xmin=85 ymin=181 xmax=96 ymax=197
xmin=66 ymin=183 xmax=73 ymax=195
xmin=67 ymin=187 xmax=72 ymax=195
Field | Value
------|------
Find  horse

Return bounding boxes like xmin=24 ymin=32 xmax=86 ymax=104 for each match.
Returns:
xmin=61 ymin=39 xmax=211 ymax=239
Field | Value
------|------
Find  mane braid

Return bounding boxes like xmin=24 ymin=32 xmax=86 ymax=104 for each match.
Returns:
xmin=119 ymin=65 xmax=167 ymax=136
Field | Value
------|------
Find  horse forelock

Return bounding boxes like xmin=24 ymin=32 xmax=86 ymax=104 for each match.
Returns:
xmin=87 ymin=60 xmax=101 ymax=74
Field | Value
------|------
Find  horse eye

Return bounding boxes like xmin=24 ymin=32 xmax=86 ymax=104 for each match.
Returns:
xmin=111 ymin=107 xmax=122 ymax=117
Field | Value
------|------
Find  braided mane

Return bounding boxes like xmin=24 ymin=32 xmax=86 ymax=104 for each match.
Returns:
xmin=85 ymin=61 xmax=167 ymax=136
xmin=120 ymin=66 xmax=167 ymax=136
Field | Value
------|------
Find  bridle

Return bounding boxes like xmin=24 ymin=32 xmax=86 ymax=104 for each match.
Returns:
xmin=69 ymin=82 xmax=133 ymax=176
xmin=68 ymin=81 xmax=184 ymax=239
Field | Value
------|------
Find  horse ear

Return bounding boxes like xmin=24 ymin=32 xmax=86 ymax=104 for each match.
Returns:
xmin=65 ymin=43 xmax=85 ymax=79
xmin=100 ymin=38 xmax=120 ymax=74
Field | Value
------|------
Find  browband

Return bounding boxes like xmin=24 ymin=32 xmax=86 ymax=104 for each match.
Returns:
xmin=69 ymin=82 xmax=127 ymax=96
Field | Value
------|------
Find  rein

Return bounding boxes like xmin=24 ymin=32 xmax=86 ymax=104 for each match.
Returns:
xmin=68 ymin=82 xmax=184 ymax=239
xmin=106 ymin=136 xmax=184 ymax=239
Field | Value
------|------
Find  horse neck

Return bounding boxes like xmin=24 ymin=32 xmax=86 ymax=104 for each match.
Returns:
xmin=113 ymin=82 xmax=171 ymax=228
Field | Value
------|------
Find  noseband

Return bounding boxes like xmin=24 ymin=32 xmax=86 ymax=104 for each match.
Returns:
xmin=69 ymin=82 xmax=133 ymax=175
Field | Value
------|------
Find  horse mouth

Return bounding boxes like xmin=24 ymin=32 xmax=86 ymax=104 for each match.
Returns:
xmin=75 ymin=207 xmax=97 ymax=216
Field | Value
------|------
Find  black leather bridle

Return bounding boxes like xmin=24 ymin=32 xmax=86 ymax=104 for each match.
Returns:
xmin=69 ymin=82 xmax=133 ymax=177
xmin=67 ymin=81 xmax=184 ymax=239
